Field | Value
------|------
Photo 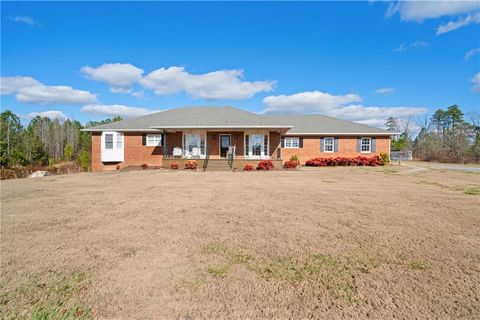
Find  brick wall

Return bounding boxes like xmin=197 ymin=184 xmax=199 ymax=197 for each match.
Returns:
xmin=281 ymin=136 xmax=390 ymax=165
xmin=92 ymin=132 xmax=181 ymax=171
xmin=92 ymin=132 xmax=390 ymax=171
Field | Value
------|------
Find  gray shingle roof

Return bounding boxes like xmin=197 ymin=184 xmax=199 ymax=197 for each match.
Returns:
xmin=84 ymin=105 xmax=390 ymax=135
xmin=262 ymin=114 xmax=389 ymax=135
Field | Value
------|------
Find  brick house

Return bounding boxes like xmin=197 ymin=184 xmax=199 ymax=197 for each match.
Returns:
xmin=84 ymin=106 xmax=392 ymax=171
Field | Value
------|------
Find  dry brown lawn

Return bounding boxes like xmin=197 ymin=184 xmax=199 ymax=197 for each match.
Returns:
xmin=1 ymin=164 xmax=479 ymax=319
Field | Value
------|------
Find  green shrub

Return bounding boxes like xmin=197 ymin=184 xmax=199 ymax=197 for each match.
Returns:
xmin=63 ymin=144 xmax=74 ymax=161
xmin=379 ymin=152 xmax=389 ymax=166
xmin=76 ymin=150 xmax=90 ymax=171
xmin=290 ymin=155 xmax=299 ymax=163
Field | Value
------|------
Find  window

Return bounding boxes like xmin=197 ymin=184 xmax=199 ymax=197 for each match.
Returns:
xmin=116 ymin=134 xmax=123 ymax=149
xmin=187 ymin=134 xmax=199 ymax=152
xmin=105 ymin=134 xmax=113 ymax=149
xmin=284 ymin=137 xmax=299 ymax=148
xmin=146 ymin=134 xmax=162 ymax=146
xmin=251 ymin=134 xmax=262 ymax=156
xmin=324 ymin=137 xmax=334 ymax=153
xmin=361 ymin=137 xmax=371 ymax=153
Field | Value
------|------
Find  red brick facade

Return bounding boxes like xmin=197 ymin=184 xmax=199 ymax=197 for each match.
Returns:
xmin=281 ymin=136 xmax=390 ymax=165
xmin=91 ymin=132 xmax=390 ymax=171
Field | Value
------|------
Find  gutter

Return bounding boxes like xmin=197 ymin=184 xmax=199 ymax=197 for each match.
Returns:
xmin=283 ymin=132 xmax=396 ymax=136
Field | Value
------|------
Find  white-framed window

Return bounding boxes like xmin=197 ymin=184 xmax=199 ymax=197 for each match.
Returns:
xmin=244 ymin=130 xmax=270 ymax=159
xmin=324 ymin=137 xmax=334 ymax=153
xmin=284 ymin=137 xmax=299 ymax=148
xmin=105 ymin=134 xmax=114 ymax=149
xmin=182 ymin=131 xmax=206 ymax=156
xmin=116 ymin=134 xmax=123 ymax=149
xmin=361 ymin=137 xmax=371 ymax=153
xmin=146 ymin=134 xmax=162 ymax=146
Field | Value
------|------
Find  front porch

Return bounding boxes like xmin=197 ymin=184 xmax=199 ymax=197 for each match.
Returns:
xmin=162 ymin=158 xmax=284 ymax=170
xmin=161 ymin=129 xmax=283 ymax=161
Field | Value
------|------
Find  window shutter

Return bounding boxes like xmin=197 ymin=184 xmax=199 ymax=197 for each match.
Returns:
xmin=320 ymin=138 xmax=324 ymax=152
xmin=245 ymin=135 xmax=249 ymax=156
xmin=334 ymin=138 xmax=339 ymax=152
xmin=142 ymin=134 xmax=146 ymax=145
xmin=299 ymin=137 xmax=303 ymax=148
xmin=162 ymin=133 xmax=166 ymax=147
xmin=371 ymin=137 xmax=376 ymax=152
xmin=356 ymin=138 xmax=361 ymax=152
xmin=281 ymin=136 xmax=285 ymax=148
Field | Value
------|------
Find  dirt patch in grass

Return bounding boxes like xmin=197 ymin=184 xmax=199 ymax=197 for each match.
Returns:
xmin=1 ymin=167 xmax=479 ymax=319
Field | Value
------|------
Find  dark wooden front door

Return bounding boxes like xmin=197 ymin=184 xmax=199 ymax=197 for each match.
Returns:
xmin=220 ymin=134 xmax=230 ymax=157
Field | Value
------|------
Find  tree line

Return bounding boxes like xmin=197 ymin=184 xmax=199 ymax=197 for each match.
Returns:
xmin=386 ymin=105 xmax=480 ymax=163
xmin=0 ymin=110 xmax=121 ymax=170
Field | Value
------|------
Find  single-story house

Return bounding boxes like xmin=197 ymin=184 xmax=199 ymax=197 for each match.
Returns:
xmin=83 ymin=106 xmax=392 ymax=171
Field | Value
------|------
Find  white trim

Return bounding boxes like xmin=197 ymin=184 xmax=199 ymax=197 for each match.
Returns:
xmin=82 ymin=129 xmax=161 ymax=132
xmin=100 ymin=131 xmax=124 ymax=162
xmin=360 ymin=137 xmax=372 ymax=154
xmin=182 ymin=130 xmax=207 ymax=158
xmin=284 ymin=137 xmax=300 ymax=149
xmin=284 ymin=132 xmax=391 ymax=136
xmin=243 ymin=129 xmax=270 ymax=159
xmin=324 ymin=137 xmax=334 ymax=153
xmin=146 ymin=134 xmax=162 ymax=147
xmin=219 ymin=134 xmax=231 ymax=158
xmin=150 ymin=125 xmax=292 ymax=129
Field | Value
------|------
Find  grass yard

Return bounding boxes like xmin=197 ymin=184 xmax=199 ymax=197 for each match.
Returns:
xmin=1 ymin=164 xmax=479 ymax=319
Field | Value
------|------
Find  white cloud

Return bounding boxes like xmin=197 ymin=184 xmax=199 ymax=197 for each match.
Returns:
xmin=141 ymin=66 xmax=275 ymax=100
xmin=16 ymin=85 xmax=96 ymax=105
xmin=437 ymin=11 xmax=480 ymax=34
xmin=27 ymin=110 xmax=68 ymax=122
xmin=0 ymin=76 xmax=41 ymax=95
xmin=472 ymin=72 xmax=480 ymax=93
xmin=81 ymin=63 xmax=144 ymax=93
xmin=329 ymin=105 xmax=427 ymax=127
xmin=1 ymin=76 xmax=97 ymax=105
xmin=375 ymin=87 xmax=395 ymax=94
xmin=386 ymin=0 xmax=479 ymax=21
xmin=81 ymin=104 xmax=160 ymax=118
xmin=262 ymin=90 xmax=427 ymax=128
xmin=262 ymin=91 xmax=362 ymax=114
xmin=394 ymin=40 xmax=429 ymax=52
xmin=465 ymin=48 xmax=480 ymax=60
xmin=9 ymin=16 xmax=36 ymax=26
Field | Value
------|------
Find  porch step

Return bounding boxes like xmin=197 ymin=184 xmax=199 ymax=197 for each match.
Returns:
xmin=204 ymin=160 xmax=231 ymax=171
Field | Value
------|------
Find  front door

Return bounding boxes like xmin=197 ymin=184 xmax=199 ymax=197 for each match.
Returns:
xmin=219 ymin=134 xmax=230 ymax=157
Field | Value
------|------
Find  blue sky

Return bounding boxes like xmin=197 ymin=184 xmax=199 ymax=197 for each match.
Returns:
xmin=1 ymin=1 xmax=479 ymax=127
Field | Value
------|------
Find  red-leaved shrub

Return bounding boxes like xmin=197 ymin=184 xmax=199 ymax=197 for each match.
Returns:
xmin=305 ymin=156 xmax=382 ymax=167
xmin=283 ymin=160 xmax=298 ymax=169
xmin=141 ymin=163 xmax=149 ymax=169
xmin=256 ymin=160 xmax=274 ymax=171
xmin=184 ymin=160 xmax=198 ymax=170
xmin=116 ymin=164 xmax=120 ymax=170
xmin=243 ymin=164 xmax=254 ymax=171
xmin=170 ymin=163 xmax=179 ymax=170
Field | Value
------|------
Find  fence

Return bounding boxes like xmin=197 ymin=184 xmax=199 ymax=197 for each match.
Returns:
xmin=390 ymin=150 xmax=413 ymax=161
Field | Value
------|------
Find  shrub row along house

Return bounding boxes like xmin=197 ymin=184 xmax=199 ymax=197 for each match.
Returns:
xmin=84 ymin=106 xmax=392 ymax=171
